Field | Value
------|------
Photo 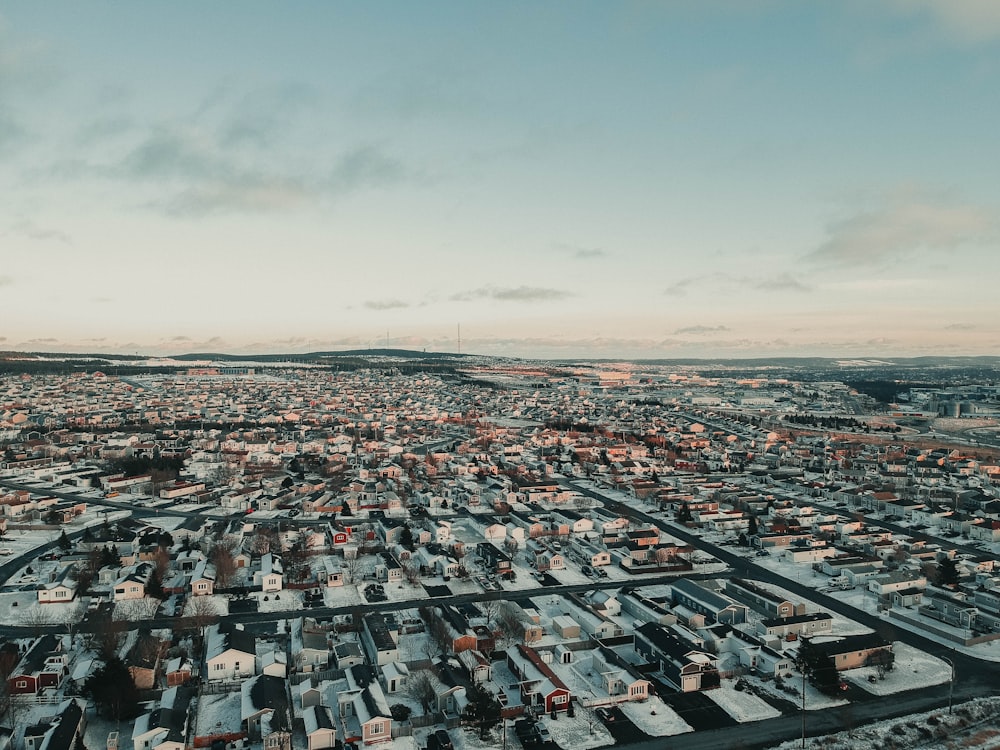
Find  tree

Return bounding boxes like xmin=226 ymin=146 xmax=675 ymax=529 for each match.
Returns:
xmin=390 ymin=703 xmax=413 ymax=721
xmin=937 ymin=556 xmax=960 ymax=587
xmin=464 ymin=684 xmax=502 ymax=738
xmin=747 ymin=515 xmax=759 ymax=536
xmin=405 ymin=670 xmax=437 ymax=714
xmin=83 ymin=655 xmax=141 ymax=720
xmin=676 ymin=502 xmax=693 ymax=524
xmin=797 ymin=639 xmax=840 ymax=696
xmin=400 ymin=524 xmax=414 ymax=550
xmin=421 ymin=606 xmax=452 ymax=656
xmin=210 ymin=537 xmax=240 ymax=588
xmin=57 ymin=530 xmax=72 ymax=552
xmin=495 ymin=602 xmax=528 ymax=650
xmin=344 ymin=555 xmax=364 ymax=584
xmin=187 ymin=595 xmax=220 ymax=636
xmin=283 ymin=539 xmax=311 ymax=583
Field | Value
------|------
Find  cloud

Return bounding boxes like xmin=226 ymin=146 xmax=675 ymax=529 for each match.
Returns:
xmin=0 ymin=275 xmax=13 ymax=287
xmin=807 ymin=195 xmax=995 ymax=267
xmin=944 ymin=323 xmax=975 ymax=331
xmin=673 ymin=325 xmax=731 ymax=335
xmin=450 ymin=286 xmax=572 ymax=303
xmin=364 ymin=299 xmax=410 ymax=311
xmin=7 ymin=218 xmax=72 ymax=244
xmin=885 ymin=0 xmax=1000 ymax=43
xmin=752 ymin=274 xmax=811 ymax=292
xmin=554 ymin=242 xmax=608 ymax=260
xmin=665 ymin=272 xmax=810 ymax=296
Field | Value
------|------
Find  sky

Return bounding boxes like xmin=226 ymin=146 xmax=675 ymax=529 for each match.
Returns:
xmin=2 ymin=1 xmax=1000 ymax=361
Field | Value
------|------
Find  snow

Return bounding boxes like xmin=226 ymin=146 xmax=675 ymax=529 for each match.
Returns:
xmin=772 ymin=696 xmax=1000 ymax=750
xmin=539 ymin=709 xmax=616 ymax=750
xmin=707 ymin=679 xmax=782 ymax=722
xmin=618 ymin=696 xmax=693 ymax=736
xmin=846 ymin=643 xmax=952 ymax=695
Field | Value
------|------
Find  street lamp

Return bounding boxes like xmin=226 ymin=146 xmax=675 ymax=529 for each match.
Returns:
xmin=941 ymin=655 xmax=955 ymax=714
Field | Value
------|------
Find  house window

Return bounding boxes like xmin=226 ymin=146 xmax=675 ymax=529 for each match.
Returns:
xmin=15 ymin=680 xmax=27 ymax=688
xmin=552 ymin=694 xmax=568 ymax=704
xmin=371 ymin=722 xmax=385 ymax=735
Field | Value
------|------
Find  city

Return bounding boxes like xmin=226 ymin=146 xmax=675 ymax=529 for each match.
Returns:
xmin=1 ymin=353 xmax=999 ymax=750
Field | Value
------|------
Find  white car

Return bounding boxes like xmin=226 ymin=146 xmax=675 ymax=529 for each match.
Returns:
xmin=0 ymin=548 xmax=13 ymax=555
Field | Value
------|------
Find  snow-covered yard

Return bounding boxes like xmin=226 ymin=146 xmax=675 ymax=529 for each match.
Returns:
xmin=707 ymin=679 xmax=782 ymax=722
xmin=619 ymin=695 xmax=693 ymax=737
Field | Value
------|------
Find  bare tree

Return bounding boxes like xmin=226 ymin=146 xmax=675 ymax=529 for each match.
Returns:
xmin=250 ymin=528 xmax=279 ymax=556
xmin=17 ymin=605 xmax=53 ymax=638
xmin=187 ymin=595 xmax=220 ymax=636
xmin=211 ymin=545 xmax=238 ymax=588
xmin=421 ymin=606 xmax=452 ymax=656
xmin=116 ymin=597 xmax=162 ymax=622
xmin=405 ymin=670 xmax=437 ymax=714
xmin=344 ymin=554 xmax=364 ymax=584
xmin=403 ymin=562 xmax=421 ymax=586
xmin=495 ymin=603 xmax=528 ymax=650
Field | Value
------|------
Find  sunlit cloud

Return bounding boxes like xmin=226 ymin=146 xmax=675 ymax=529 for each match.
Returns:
xmin=807 ymin=194 xmax=995 ymax=267
xmin=674 ymin=325 xmax=731 ymax=335
xmin=884 ymin=0 xmax=1000 ymax=43
xmin=364 ymin=299 xmax=411 ymax=311
xmin=450 ymin=286 xmax=572 ymax=303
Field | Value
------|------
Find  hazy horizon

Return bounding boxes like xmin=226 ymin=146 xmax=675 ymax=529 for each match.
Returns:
xmin=3 ymin=2 xmax=1000 ymax=360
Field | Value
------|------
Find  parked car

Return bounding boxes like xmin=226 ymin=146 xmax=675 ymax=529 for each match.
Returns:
xmin=596 ymin=707 xmax=615 ymax=723
xmin=534 ymin=723 xmax=550 ymax=742
xmin=434 ymin=730 xmax=454 ymax=750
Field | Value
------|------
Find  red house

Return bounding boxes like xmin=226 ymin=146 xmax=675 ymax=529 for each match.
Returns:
xmin=7 ymin=635 xmax=67 ymax=696
xmin=506 ymin=645 xmax=571 ymax=713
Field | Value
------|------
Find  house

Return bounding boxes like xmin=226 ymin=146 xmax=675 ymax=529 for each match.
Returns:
xmin=506 ymin=645 xmax=572 ymax=713
xmin=590 ymin=646 xmax=652 ymax=702
xmin=254 ymin=553 xmax=284 ymax=593
xmin=671 ymin=579 xmax=748 ymax=625
xmin=477 ymin=542 xmax=513 ymax=579
xmin=7 ymin=634 xmax=67 ymax=696
xmin=131 ymin=686 xmax=193 ymax=750
xmin=303 ymin=704 xmax=337 ymax=750
xmin=635 ymin=623 xmax=719 ymax=693
xmin=113 ymin=562 xmax=153 ymax=601
xmin=126 ymin=632 xmax=164 ymax=690
xmin=241 ymin=674 xmax=291 ymax=744
xmin=189 ymin=561 xmax=216 ymax=597
xmin=205 ymin=622 xmax=256 ymax=681
xmin=23 ymin=698 xmax=86 ymax=750
xmin=37 ymin=567 xmax=78 ymax=604
xmin=335 ymin=665 xmax=393 ymax=745
xmin=802 ymin=634 xmax=893 ymax=671
xmin=361 ymin=614 xmax=400 ymax=666
xmin=757 ymin=612 xmax=833 ymax=640
xmin=725 ymin=578 xmax=802 ymax=619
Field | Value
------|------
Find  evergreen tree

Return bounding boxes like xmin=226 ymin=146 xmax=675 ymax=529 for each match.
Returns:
xmin=58 ymin=530 xmax=72 ymax=553
xmin=83 ymin=656 xmax=141 ymax=720
xmin=937 ymin=556 xmax=960 ymax=586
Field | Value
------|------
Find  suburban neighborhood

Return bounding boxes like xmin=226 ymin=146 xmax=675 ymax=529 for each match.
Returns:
xmin=1 ymin=357 xmax=999 ymax=750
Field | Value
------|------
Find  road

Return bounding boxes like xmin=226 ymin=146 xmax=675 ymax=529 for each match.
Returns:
xmin=560 ymin=477 xmax=1000 ymax=750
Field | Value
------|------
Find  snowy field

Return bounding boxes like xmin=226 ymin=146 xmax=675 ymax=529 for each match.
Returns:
xmin=846 ymin=643 xmax=952 ymax=695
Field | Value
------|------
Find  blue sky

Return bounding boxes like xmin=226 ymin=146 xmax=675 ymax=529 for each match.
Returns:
xmin=2 ymin=1 xmax=999 ymax=359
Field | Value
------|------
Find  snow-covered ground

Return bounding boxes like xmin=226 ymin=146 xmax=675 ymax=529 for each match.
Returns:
xmin=707 ymin=679 xmax=782 ymax=722
xmin=845 ymin=643 xmax=952 ymax=695
xmin=619 ymin=695 xmax=693 ymax=736
xmin=773 ymin=696 xmax=1000 ymax=750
